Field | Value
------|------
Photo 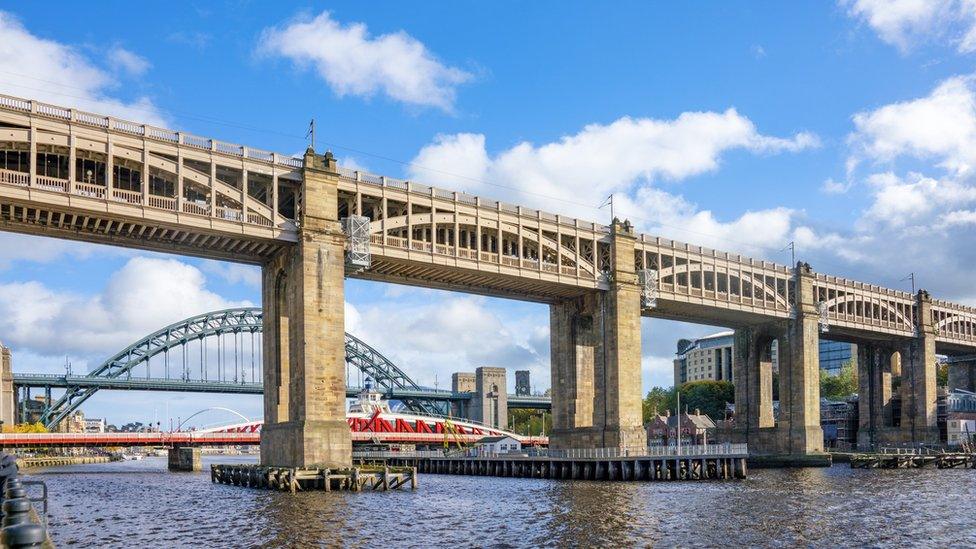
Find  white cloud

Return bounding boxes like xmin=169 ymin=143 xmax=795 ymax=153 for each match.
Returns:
xmin=0 ymin=11 xmax=165 ymax=125
xmin=200 ymin=260 xmax=261 ymax=288
xmin=408 ymin=110 xmax=816 ymax=256
xmin=821 ymin=177 xmax=852 ymax=194
xmin=802 ymin=73 xmax=976 ymax=304
xmin=0 ymin=257 xmax=250 ymax=360
xmin=259 ymin=11 xmax=472 ymax=112
xmin=347 ymin=291 xmax=548 ymax=392
xmin=841 ymin=0 xmax=976 ymax=53
xmin=849 ymin=75 xmax=976 ymax=176
xmin=107 ymin=45 xmax=150 ymax=76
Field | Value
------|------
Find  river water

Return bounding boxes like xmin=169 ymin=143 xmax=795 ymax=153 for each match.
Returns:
xmin=28 ymin=455 xmax=976 ymax=547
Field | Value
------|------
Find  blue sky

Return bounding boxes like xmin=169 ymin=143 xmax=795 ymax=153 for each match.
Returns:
xmin=2 ymin=1 xmax=976 ymax=427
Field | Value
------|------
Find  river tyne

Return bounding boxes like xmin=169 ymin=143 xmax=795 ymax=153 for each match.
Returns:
xmin=34 ymin=456 xmax=976 ymax=547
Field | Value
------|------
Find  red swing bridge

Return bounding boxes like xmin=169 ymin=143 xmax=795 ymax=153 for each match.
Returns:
xmin=0 ymin=409 xmax=548 ymax=449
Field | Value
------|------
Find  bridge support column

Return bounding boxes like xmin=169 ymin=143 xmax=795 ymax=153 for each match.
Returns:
xmin=549 ymin=220 xmax=646 ymax=452
xmin=734 ymin=263 xmax=823 ymax=456
xmin=897 ymin=291 xmax=939 ymax=445
xmin=856 ymin=343 xmax=897 ymax=450
xmin=776 ymin=264 xmax=824 ymax=455
xmin=948 ymin=360 xmax=976 ymax=393
xmin=260 ymin=148 xmax=352 ymax=468
xmin=732 ymin=326 xmax=777 ymax=451
xmin=168 ymin=446 xmax=201 ymax=472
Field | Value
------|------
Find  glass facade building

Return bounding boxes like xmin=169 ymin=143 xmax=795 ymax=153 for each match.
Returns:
xmin=819 ymin=340 xmax=856 ymax=375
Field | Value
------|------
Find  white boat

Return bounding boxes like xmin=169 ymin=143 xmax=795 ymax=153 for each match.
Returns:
xmin=121 ymin=453 xmax=144 ymax=461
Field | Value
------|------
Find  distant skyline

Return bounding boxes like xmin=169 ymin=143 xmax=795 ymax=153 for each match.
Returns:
xmin=2 ymin=2 xmax=976 ymax=426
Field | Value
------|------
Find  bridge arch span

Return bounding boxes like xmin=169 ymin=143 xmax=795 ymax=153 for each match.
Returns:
xmin=39 ymin=307 xmax=437 ymax=428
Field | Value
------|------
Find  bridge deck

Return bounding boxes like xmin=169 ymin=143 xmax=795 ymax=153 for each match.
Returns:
xmin=0 ymin=93 xmax=974 ymax=350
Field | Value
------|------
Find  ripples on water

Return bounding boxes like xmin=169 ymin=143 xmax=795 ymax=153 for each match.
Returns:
xmin=31 ymin=456 xmax=976 ymax=547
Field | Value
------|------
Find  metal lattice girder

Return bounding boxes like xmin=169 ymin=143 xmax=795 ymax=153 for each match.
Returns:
xmin=341 ymin=215 xmax=371 ymax=271
xmin=41 ymin=307 xmax=435 ymax=428
xmin=638 ymin=269 xmax=658 ymax=309
xmin=817 ymin=301 xmax=830 ymax=333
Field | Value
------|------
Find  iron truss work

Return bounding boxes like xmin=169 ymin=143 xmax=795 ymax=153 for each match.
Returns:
xmin=34 ymin=307 xmax=444 ymax=428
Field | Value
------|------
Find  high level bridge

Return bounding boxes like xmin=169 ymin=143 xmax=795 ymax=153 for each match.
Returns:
xmin=1 ymin=94 xmax=975 ymax=464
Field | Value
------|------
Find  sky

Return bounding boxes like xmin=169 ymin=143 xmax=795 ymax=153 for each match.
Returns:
xmin=2 ymin=1 xmax=976 ymax=427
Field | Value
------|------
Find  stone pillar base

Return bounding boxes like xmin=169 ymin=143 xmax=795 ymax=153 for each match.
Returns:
xmin=550 ymin=426 xmax=646 ymax=452
xmin=735 ymin=426 xmax=780 ymax=455
xmin=783 ymin=425 xmax=824 ymax=455
xmin=906 ymin=425 xmax=940 ymax=446
xmin=260 ymin=419 xmax=352 ymax=468
xmin=168 ymin=447 xmax=201 ymax=472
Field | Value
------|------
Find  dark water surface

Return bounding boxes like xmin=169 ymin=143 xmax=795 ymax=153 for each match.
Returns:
xmin=30 ymin=455 xmax=976 ymax=547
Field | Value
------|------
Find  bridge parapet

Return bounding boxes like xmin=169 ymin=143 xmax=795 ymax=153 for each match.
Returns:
xmin=634 ymin=234 xmax=794 ymax=322
xmin=812 ymin=272 xmax=917 ymax=337
xmin=336 ymin=166 xmax=613 ymax=300
xmin=0 ymin=93 xmax=303 ymax=264
xmin=931 ymin=299 xmax=976 ymax=348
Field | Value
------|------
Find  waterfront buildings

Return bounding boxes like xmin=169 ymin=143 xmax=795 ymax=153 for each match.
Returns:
xmin=83 ymin=418 xmax=106 ymax=433
xmin=474 ymin=435 xmax=521 ymax=455
xmin=673 ymin=331 xmax=736 ymax=384
xmin=645 ymin=410 xmax=716 ymax=445
xmin=674 ymin=333 xmax=857 ymax=385
xmin=820 ymin=340 xmax=857 ymax=375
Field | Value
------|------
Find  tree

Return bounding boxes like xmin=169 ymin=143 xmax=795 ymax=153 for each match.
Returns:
xmin=12 ymin=422 xmax=47 ymax=434
xmin=642 ymin=386 xmax=676 ymax=422
xmin=937 ymin=363 xmax=949 ymax=387
xmin=676 ymin=380 xmax=734 ymax=419
xmin=509 ymin=409 xmax=547 ymax=435
xmin=821 ymin=360 xmax=858 ymax=400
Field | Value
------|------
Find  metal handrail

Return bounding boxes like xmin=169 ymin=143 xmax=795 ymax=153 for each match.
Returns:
xmin=353 ymin=443 xmax=748 ymax=460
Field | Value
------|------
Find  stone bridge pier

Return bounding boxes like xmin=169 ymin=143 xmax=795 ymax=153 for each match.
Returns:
xmin=260 ymin=149 xmax=352 ymax=468
xmin=948 ymin=359 xmax=976 ymax=393
xmin=549 ymin=220 xmax=647 ymax=452
xmin=733 ymin=264 xmax=823 ymax=456
xmin=856 ymin=291 xmax=939 ymax=449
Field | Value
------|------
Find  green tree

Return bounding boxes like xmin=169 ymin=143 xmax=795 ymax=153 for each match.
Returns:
xmin=642 ymin=386 xmax=677 ymax=422
xmin=937 ymin=363 xmax=949 ymax=387
xmin=508 ymin=409 xmax=547 ymax=435
xmin=820 ymin=360 xmax=858 ymax=399
xmin=676 ymin=380 xmax=734 ymax=419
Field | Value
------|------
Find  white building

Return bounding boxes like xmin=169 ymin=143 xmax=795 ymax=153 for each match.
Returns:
xmin=474 ymin=435 xmax=521 ymax=455
xmin=946 ymin=416 xmax=975 ymax=447
xmin=83 ymin=418 xmax=106 ymax=434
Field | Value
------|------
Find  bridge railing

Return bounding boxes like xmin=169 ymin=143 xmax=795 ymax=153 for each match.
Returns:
xmin=0 ymin=93 xmax=304 ymax=170
xmin=931 ymin=299 xmax=976 ymax=345
xmin=636 ymin=235 xmax=794 ymax=317
xmin=353 ymin=443 xmax=748 ymax=460
xmin=540 ymin=443 xmax=748 ymax=459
